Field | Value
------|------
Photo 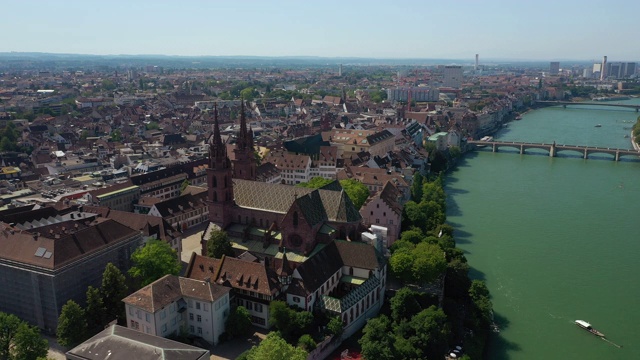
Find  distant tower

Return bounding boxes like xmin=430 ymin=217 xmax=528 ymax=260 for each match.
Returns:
xmin=207 ymin=104 xmax=234 ymax=229
xmin=339 ymin=64 xmax=343 ymax=77
xmin=232 ymin=100 xmax=257 ymax=181
xmin=549 ymin=62 xmax=560 ymax=75
xmin=475 ymin=54 xmax=479 ymax=71
xmin=600 ymin=56 xmax=608 ymax=80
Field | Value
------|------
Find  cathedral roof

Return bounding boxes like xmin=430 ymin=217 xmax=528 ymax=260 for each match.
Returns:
xmin=232 ymin=179 xmax=361 ymax=223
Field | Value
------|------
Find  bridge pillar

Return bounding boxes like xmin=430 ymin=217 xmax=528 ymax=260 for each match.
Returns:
xmin=492 ymin=143 xmax=497 ymax=153
xmin=520 ymin=145 xmax=524 ymax=155
xmin=549 ymin=144 xmax=555 ymax=157
xmin=615 ymin=151 xmax=620 ymax=161
xmin=584 ymin=149 xmax=588 ymax=159
xmin=563 ymin=104 xmax=567 ymax=109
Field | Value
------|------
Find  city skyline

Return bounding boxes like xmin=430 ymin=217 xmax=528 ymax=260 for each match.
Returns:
xmin=1 ymin=0 xmax=639 ymax=61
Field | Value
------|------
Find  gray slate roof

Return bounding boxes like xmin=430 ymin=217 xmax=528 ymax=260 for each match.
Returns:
xmin=66 ymin=325 xmax=209 ymax=360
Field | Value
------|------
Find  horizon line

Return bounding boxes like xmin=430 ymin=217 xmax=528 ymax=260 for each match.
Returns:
xmin=1 ymin=51 xmax=636 ymax=63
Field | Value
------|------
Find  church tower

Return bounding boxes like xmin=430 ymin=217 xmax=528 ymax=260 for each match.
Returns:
xmin=207 ymin=104 xmax=234 ymax=228
xmin=232 ymin=100 xmax=257 ymax=180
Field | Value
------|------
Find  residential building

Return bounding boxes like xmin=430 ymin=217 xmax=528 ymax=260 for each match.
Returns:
xmin=386 ymin=87 xmax=440 ymax=102
xmin=359 ymin=181 xmax=403 ymax=247
xmin=147 ymin=193 xmax=209 ymax=232
xmin=86 ymin=181 xmax=140 ymax=212
xmin=549 ymin=62 xmax=560 ymax=75
xmin=322 ymin=129 xmax=395 ymax=159
xmin=122 ymin=275 xmax=231 ymax=346
xmin=443 ymin=66 xmax=463 ymax=88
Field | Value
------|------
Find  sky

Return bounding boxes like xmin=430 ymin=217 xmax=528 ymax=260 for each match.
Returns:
xmin=1 ymin=0 xmax=639 ymax=61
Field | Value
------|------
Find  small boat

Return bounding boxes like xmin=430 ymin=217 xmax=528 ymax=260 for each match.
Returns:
xmin=575 ymin=320 xmax=605 ymax=337
xmin=515 ymin=115 xmax=523 ymax=120
xmin=594 ymin=124 xmax=602 ymax=127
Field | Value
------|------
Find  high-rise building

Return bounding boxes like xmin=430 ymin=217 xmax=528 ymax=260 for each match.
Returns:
xmin=475 ymin=54 xmax=479 ymax=71
xmin=549 ymin=62 xmax=560 ymax=75
xmin=600 ymin=56 xmax=607 ymax=80
xmin=387 ymin=87 xmax=440 ymax=102
xmin=443 ymin=65 xmax=463 ymax=88
xmin=624 ymin=62 xmax=637 ymax=77
xmin=338 ymin=64 xmax=343 ymax=77
xmin=607 ymin=62 xmax=622 ymax=79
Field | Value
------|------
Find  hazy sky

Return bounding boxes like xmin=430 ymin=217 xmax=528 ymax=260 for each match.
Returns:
xmin=1 ymin=0 xmax=638 ymax=61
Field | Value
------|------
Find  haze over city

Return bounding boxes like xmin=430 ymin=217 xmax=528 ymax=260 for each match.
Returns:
xmin=2 ymin=0 xmax=639 ymax=61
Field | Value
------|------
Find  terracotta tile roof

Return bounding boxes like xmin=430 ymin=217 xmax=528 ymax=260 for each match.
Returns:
xmin=122 ymin=275 xmax=230 ymax=313
xmin=335 ymin=240 xmax=384 ymax=270
xmin=185 ymin=254 xmax=281 ymax=297
xmin=0 ymin=218 xmax=139 ymax=270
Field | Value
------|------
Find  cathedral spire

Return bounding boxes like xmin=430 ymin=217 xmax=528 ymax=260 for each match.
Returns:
xmin=209 ymin=103 xmax=227 ymax=166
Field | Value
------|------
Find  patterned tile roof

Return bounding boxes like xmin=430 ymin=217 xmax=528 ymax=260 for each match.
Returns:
xmin=232 ymin=179 xmax=361 ymax=223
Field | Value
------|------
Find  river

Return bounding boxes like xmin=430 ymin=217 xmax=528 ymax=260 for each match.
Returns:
xmin=446 ymin=98 xmax=640 ymax=359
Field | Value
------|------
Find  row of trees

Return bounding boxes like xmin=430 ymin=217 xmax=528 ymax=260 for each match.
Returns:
xmin=237 ymin=301 xmax=343 ymax=359
xmin=296 ymin=177 xmax=370 ymax=210
xmin=0 ymin=312 xmax=49 ymax=360
xmin=56 ymin=263 xmax=129 ymax=347
xmin=633 ymin=115 xmax=640 ymax=145
xmin=365 ymin=171 xmax=494 ymax=358
xmin=57 ymin=240 xmax=182 ymax=348
xmin=360 ymin=289 xmax=450 ymax=359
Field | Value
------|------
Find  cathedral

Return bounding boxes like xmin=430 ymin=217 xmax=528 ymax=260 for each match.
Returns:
xmin=202 ymin=102 xmax=362 ymax=259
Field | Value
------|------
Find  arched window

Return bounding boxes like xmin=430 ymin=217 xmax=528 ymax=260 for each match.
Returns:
xmin=212 ymin=192 xmax=217 ymax=202
xmin=212 ymin=176 xmax=217 ymax=188
xmin=293 ymin=211 xmax=299 ymax=227
xmin=224 ymin=176 xmax=227 ymax=187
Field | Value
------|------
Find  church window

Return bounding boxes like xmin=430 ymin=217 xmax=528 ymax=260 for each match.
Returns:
xmin=212 ymin=192 xmax=217 ymax=202
xmin=293 ymin=211 xmax=299 ymax=227
xmin=213 ymin=176 xmax=217 ymax=188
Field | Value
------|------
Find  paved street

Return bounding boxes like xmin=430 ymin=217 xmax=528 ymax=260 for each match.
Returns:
xmin=181 ymin=222 xmax=208 ymax=264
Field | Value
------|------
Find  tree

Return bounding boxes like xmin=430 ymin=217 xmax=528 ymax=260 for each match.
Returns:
xmin=246 ymin=332 xmax=307 ymax=360
xmin=85 ymin=286 xmax=106 ymax=331
xmin=101 ymin=263 xmax=128 ymax=325
xmin=469 ymin=280 xmax=493 ymax=328
xmin=390 ymin=288 xmax=422 ymax=323
xmin=226 ymin=306 xmax=252 ymax=338
xmin=326 ymin=316 xmax=343 ymax=338
xmin=399 ymin=229 xmax=424 ymax=245
xmin=207 ymin=229 xmax=234 ymax=259
xmin=359 ymin=315 xmax=396 ymax=360
xmin=339 ymin=179 xmax=370 ymax=210
xmin=296 ymin=177 xmax=332 ymax=189
xmin=0 ymin=312 xmax=22 ymax=359
xmin=57 ymin=300 xmax=87 ymax=348
xmin=11 ymin=323 xmax=48 ymax=360
xmin=297 ymin=334 xmax=316 ymax=351
xmin=410 ymin=173 xmax=424 ymax=201
xmin=129 ymin=239 xmax=182 ymax=286
xmin=269 ymin=301 xmax=293 ymax=334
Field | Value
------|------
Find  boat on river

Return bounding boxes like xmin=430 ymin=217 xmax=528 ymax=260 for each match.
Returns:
xmin=594 ymin=124 xmax=602 ymax=127
xmin=575 ymin=320 xmax=605 ymax=337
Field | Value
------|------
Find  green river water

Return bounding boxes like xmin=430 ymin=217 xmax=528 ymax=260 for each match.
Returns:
xmin=446 ymin=99 xmax=640 ymax=359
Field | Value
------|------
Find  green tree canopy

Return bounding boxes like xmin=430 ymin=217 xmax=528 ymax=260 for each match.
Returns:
xmin=245 ymin=332 xmax=307 ymax=360
xmin=129 ymin=239 xmax=182 ymax=286
xmin=339 ymin=179 xmax=370 ymax=210
xmin=207 ymin=229 xmax=234 ymax=259
xmin=101 ymin=263 xmax=128 ymax=325
xmin=410 ymin=173 xmax=424 ymax=201
xmin=85 ymin=285 xmax=106 ymax=332
xmin=57 ymin=300 xmax=87 ymax=348
xmin=0 ymin=312 xmax=48 ymax=360
xmin=296 ymin=177 xmax=333 ymax=189
xmin=390 ymin=242 xmax=446 ymax=285
xmin=297 ymin=334 xmax=316 ymax=352
xmin=0 ymin=312 xmax=22 ymax=359
xmin=327 ymin=316 xmax=343 ymax=338
xmin=359 ymin=315 xmax=396 ymax=360
xmin=226 ymin=306 xmax=252 ymax=338
xmin=390 ymin=288 xmax=422 ymax=323
xmin=11 ymin=323 xmax=48 ymax=360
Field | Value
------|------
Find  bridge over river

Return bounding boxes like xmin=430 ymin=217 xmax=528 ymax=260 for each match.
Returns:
xmin=536 ymin=101 xmax=640 ymax=111
xmin=468 ymin=140 xmax=640 ymax=161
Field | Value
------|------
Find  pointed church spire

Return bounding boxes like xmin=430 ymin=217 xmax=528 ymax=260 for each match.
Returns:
xmin=209 ymin=103 xmax=226 ymax=165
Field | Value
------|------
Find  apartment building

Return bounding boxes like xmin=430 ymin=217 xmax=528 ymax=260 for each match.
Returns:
xmin=122 ymin=275 xmax=231 ymax=346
